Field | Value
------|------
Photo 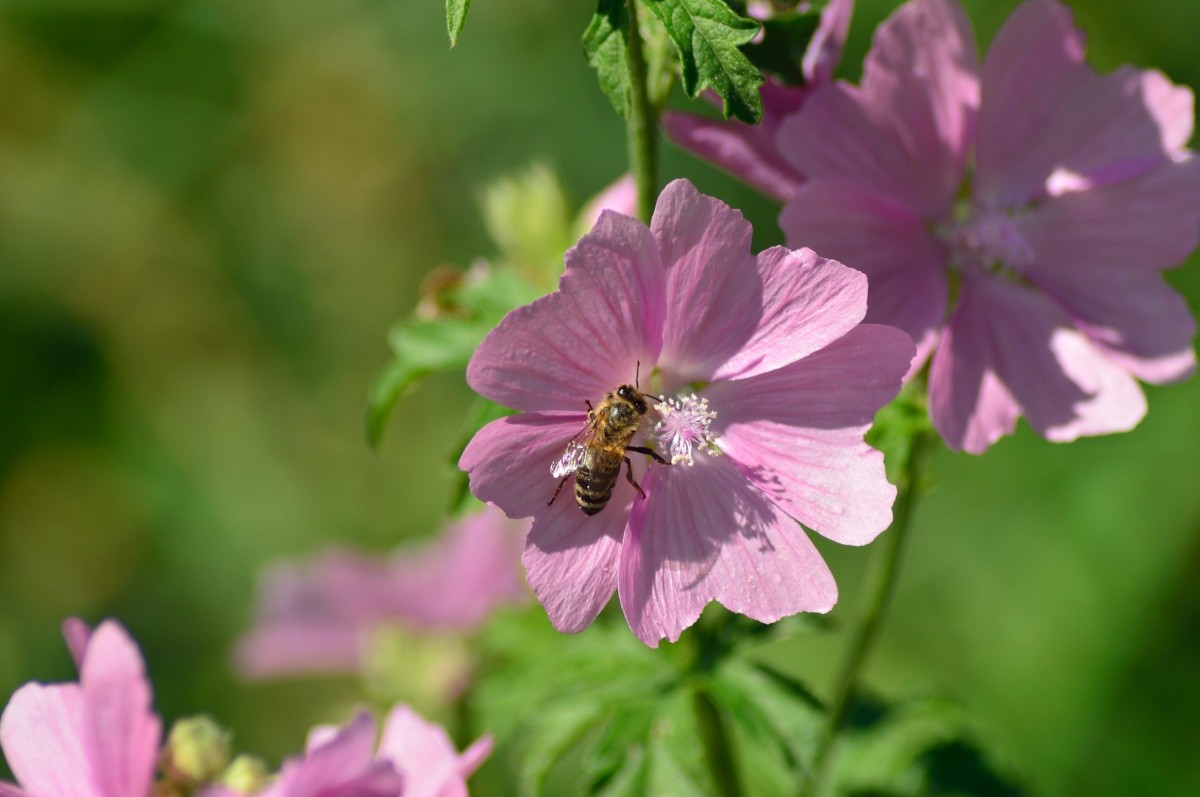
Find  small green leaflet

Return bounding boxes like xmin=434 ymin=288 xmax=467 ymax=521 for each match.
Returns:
xmin=447 ymin=0 xmax=472 ymax=47
xmin=583 ymin=0 xmax=631 ymax=118
xmin=643 ymin=0 xmax=763 ymax=123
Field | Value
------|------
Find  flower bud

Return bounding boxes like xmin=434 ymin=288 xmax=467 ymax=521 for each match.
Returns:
xmin=219 ymin=755 xmax=271 ymax=795
xmin=161 ymin=715 xmax=231 ymax=785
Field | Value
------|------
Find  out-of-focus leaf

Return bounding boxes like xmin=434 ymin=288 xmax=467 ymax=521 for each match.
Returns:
xmin=867 ymin=381 xmax=934 ymax=485
xmin=742 ymin=11 xmax=822 ymax=86
xmin=831 ymin=695 xmax=1028 ymax=797
xmin=480 ymin=163 xmax=574 ymax=286
xmin=447 ymin=0 xmax=472 ymax=46
xmin=642 ymin=0 xmax=763 ymax=123
xmin=583 ymin=0 xmax=630 ymax=118
xmin=707 ymin=658 xmax=826 ymax=792
xmin=366 ymin=265 xmax=539 ymax=447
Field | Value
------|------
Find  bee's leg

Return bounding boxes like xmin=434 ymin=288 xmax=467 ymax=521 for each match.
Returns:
xmin=623 ymin=456 xmax=648 ymax=500
xmin=628 ymin=445 xmax=668 ymax=465
xmin=548 ymin=474 xmax=571 ymax=507
xmin=585 ymin=400 xmax=596 ymax=425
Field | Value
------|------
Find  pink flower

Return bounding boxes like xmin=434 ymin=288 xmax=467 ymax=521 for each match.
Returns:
xmin=777 ymin=0 xmax=1200 ymax=453
xmin=459 ymin=178 xmax=914 ymax=646
xmin=0 ymin=620 xmax=162 ymax=797
xmin=662 ymin=0 xmax=854 ymax=200
xmin=251 ymin=706 xmax=491 ymax=797
xmin=234 ymin=505 xmax=528 ymax=679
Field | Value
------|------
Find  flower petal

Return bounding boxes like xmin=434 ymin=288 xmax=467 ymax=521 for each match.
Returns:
xmin=523 ymin=482 xmax=636 ymax=634
xmin=265 ymin=711 xmax=402 ymax=797
xmin=467 ymin=210 xmax=664 ymax=412
xmin=460 ymin=413 xmax=589 ymax=519
xmin=662 ymin=110 xmax=805 ymax=202
xmin=61 ymin=618 xmax=92 ymax=673
xmin=929 ymin=274 xmax=1147 ymax=453
xmin=710 ymin=247 xmax=869 ymax=381
xmin=651 ymin=180 xmax=761 ymax=383
xmin=803 ymin=0 xmax=854 ymax=86
xmin=1020 ymin=156 xmax=1200 ymax=274
xmin=619 ymin=456 xmax=837 ymax=647
xmin=80 ymin=621 xmax=160 ymax=797
xmin=1027 ymin=259 xmax=1196 ymax=385
xmin=778 ymin=0 xmax=978 ymax=218
xmin=977 ymin=0 xmax=1193 ymax=205
xmin=378 ymin=705 xmax=491 ymax=797
xmin=1 ymin=683 xmax=91 ymax=797
xmin=708 ymin=324 xmax=911 ymax=545
xmin=780 ymin=178 xmax=948 ymax=367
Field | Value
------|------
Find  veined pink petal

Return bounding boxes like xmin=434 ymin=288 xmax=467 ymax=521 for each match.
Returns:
xmin=929 ymin=274 xmax=1147 ymax=453
xmin=80 ymin=622 xmax=160 ymax=797
xmin=459 ymin=413 xmax=588 ymax=519
xmin=378 ymin=705 xmax=492 ymax=797
xmin=620 ymin=457 xmax=837 ymax=647
xmin=1019 ymin=156 xmax=1200 ymax=274
xmin=778 ymin=0 xmax=977 ymax=218
xmin=466 ymin=210 xmax=664 ymax=412
xmin=651 ymin=179 xmax=760 ymax=384
xmin=709 ymin=324 xmax=911 ymax=545
xmin=662 ymin=110 xmax=805 ymax=202
xmin=523 ymin=484 xmax=635 ymax=634
xmin=780 ymin=178 xmax=949 ymax=367
xmin=977 ymin=1 xmax=1193 ymax=205
xmin=710 ymin=247 xmax=869 ymax=381
xmin=1027 ymin=260 xmax=1196 ymax=385
xmin=0 ymin=785 xmax=27 ymax=797
xmin=1 ymin=683 xmax=91 ymax=797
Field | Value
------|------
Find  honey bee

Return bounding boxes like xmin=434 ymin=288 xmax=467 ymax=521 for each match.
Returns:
xmin=549 ymin=383 xmax=668 ymax=515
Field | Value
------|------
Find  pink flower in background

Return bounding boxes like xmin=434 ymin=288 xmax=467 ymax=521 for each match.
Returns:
xmin=240 ymin=706 xmax=490 ymax=797
xmin=663 ymin=0 xmax=854 ymax=200
xmin=460 ymin=178 xmax=914 ymax=646
xmin=778 ymin=0 xmax=1200 ymax=453
xmin=234 ymin=505 xmax=528 ymax=679
xmin=0 ymin=620 xmax=162 ymax=797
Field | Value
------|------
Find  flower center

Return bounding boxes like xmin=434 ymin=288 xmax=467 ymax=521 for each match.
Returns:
xmin=652 ymin=393 xmax=717 ymax=466
xmin=944 ymin=207 xmax=1033 ymax=279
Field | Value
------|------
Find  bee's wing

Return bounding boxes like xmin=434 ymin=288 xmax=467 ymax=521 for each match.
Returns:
xmin=550 ymin=426 xmax=591 ymax=477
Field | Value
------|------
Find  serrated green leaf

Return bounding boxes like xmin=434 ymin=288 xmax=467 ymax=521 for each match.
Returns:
xmin=741 ymin=11 xmax=822 ymax=86
xmin=583 ymin=0 xmax=631 ymax=118
xmin=643 ymin=0 xmax=764 ymax=123
xmin=518 ymin=702 xmax=609 ymax=797
xmin=447 ymin=0 xmax=472 ymax=47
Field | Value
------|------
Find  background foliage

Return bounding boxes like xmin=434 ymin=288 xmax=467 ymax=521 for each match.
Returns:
xmin=1 ymin=0 xmax=1198 ymax=794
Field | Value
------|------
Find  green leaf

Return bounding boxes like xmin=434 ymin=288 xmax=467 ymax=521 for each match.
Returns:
xmin=583 ymin=0 xmax=631 ymax=118
xmin=642 ymin=0 xmax=764 ymax=123
xmin=447 ymin=0 xmax=472 ymax=47
xmin=365 ymin=265 xmax=539 ymax=448
xmin=741 ymin=11 xmax=822 ymax=86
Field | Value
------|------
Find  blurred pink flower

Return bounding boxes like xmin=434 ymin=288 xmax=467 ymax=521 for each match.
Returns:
xmin=0 ymin=620 xmax=162 ymax=797
xmin=662 ymin=0 xmax=854 ymax=200
xmin=234 ymin=505 xmax=528 ymax=679
xmin=234 ymin=706 xmax=490 ymax=797
xmin=460 ymin=178 xmax=914 ymax=646
xmin=778 ymin=0 xmax=1200 ymax=453
xmin=576 ymin=174 xmax=637 ymax=231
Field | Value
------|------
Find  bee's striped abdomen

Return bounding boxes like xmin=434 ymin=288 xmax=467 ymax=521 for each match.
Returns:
xmin=575 ymin=450 xmax=621 ymax=515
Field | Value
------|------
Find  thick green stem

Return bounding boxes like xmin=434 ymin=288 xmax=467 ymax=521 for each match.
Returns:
xmin=625 ymin=0 xmax=658 ymax=223
xmin=807 ymin=427 xmax=935 ymax=794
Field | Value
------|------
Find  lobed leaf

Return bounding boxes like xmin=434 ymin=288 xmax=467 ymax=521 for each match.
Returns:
xmin=583 ymin=0 xmax=631 ymax=118
xmin=642 ymin=0 xmax=764 ymax=123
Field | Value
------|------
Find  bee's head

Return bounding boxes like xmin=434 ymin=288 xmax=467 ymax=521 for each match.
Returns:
xmin=617 ymin=384 xmax=648 ymax=414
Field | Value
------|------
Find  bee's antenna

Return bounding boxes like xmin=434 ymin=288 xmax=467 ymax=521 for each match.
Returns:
xmin=635 ymin=360 xmax=641 ymax=390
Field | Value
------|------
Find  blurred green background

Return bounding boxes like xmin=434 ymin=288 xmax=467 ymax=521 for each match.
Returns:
xmin=1 ymin=0 xmax=1198 ymax=793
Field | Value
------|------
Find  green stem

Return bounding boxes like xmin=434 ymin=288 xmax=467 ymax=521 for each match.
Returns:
xmin=694 ymin=683 xmax=744 ymax=797
xmin=625 ymin=0 xmax=658 ymax=223
xmin=807 ymin=426 xmax=935 ymax=794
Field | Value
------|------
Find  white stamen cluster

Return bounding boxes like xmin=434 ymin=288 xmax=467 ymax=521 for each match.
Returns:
xmin=652 ymin=393 xmax=717 ymax=466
